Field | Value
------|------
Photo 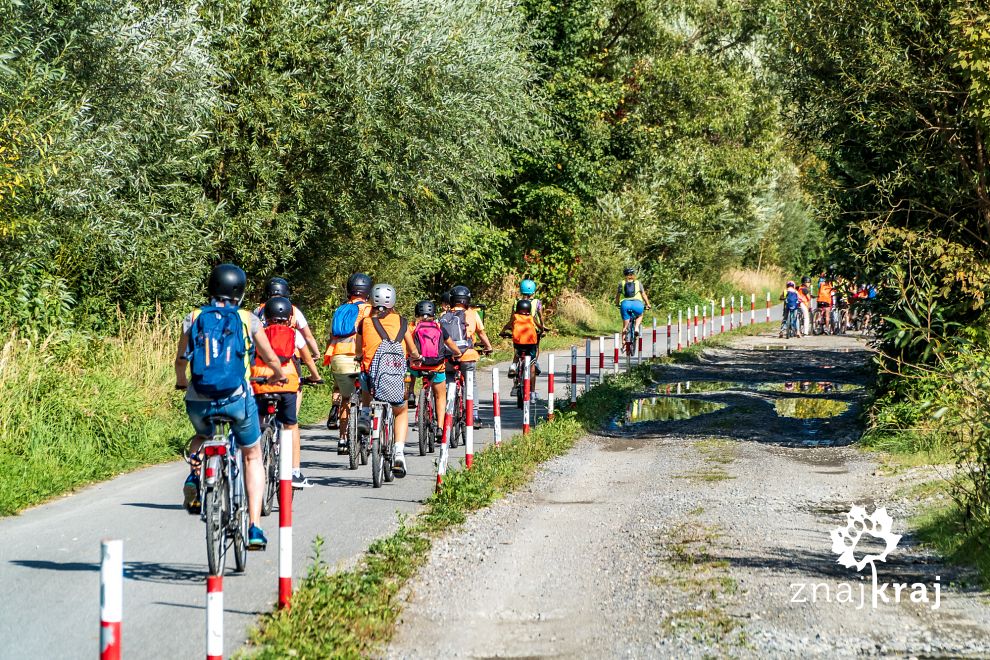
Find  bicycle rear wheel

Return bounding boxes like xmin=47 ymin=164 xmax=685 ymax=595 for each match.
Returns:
xmin=260 ymin=426 xmax=277 ymax=516
xmin=204 ymin=467 xmax=228 ymax=576
xmin=232 ymin=456 xmax=248 ymax=573
xmin=347 ymin=398 xmax=360 ymax=470
xmin=371 ymin=408 xmax=384 ymax=488
xmin=417 ymin=387 xmax=430 ymax=456
xmin=515 ymin=373 xmax=524 ymax=410
xmin=383 ymin=410 xmax=395 ymax=483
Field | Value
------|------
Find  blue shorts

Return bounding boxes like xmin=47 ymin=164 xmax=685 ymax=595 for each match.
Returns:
xmin=186 ymin=390 xmax=262 ymax=448
xmin=411 ymin=368 xmax=446 ymax=384
xmin=620 ymin=299 xmax=645 ymax=321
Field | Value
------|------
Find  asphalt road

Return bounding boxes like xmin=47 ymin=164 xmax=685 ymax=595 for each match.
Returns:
xmin=0 ymin=304 xmax=779 ymax=659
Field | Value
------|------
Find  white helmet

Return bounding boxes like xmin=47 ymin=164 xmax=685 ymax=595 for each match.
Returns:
xmin=371 ymin=283 xmax=397 ymax=309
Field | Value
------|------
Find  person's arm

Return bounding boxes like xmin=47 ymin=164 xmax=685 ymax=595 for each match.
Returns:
xmin=253 ymin=330 xmax=287 ymax=382
xmin=299 ymin=345 xmax=322 ymax=382
xmin=404 ymin=327 xmax=423 ymax=365
xmin=476 ymin=329 xmax=493 ymax=352
xmin=641 ymin=286 xmax=652 ymax=309
xmin=354 ymin=328 xmax=364 ymax=368
xmin=500 ymin=319 xmax=513 ymax=336
xmin=299 ymin=325 xmax=321 ymax=360
xmin=615 ymin=287 xmax=621 ymax=306
xmin=174 ymin=331 xmax=190 ymax=389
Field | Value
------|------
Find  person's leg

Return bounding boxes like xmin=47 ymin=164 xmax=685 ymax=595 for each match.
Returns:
xmin=432 ymin=378 xmax=447 ymax=429
xmin=393 ymin=402 xmax=409 ymax=476
xmin=183 ymin=401 xmax=214 ymax=512
xmin=227 ymin=393 xmax=264 ymax=532
xmin=242 ymin=443 xmax=264 ymax=527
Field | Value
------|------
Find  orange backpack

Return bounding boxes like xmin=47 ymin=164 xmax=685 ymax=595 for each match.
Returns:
xmin=512 ymin=313 xmax=538 ymax=344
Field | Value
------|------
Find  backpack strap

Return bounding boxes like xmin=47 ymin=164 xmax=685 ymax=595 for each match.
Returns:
xmin=371 ymin=316 xmax=408 ymax=343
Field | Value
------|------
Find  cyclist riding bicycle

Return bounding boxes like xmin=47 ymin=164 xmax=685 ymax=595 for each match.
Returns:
xmin=501 ymin=298 xmax=540 ymax=401
xmin=355 ymin=284 xmax=423 ymax=478
xmin=175 ymin=264 xmax=287 ymax=550
xmin=615 ymin=267 xmax=652 ymax=338
xmin=326 ymin=273 xmax=374 ymax=452
xmin=509 ymin=280 xmax=546 ymax=379
xmin=408 ymin=300 xmax=464 ymax=433
xmin=254 ymin=277 xmax=322 ymax=488
xmin=253 ymin=296 xmax=323 ymax=489
xmin=440 ymin=285 xmax=494 ymax=386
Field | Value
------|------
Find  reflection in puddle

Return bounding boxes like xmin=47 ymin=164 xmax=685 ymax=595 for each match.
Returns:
xmin=774 ymin=398 xmax=849 ymax=418
xmin=760 ymin=382 xmax=863 ymax=394
xmin=624 ymin=397 xmax=726 ymax=424
xmin=653 ymin=381 xmax=741 ymax=394
xmin=754 ymin=344 xmax=789 ymax=351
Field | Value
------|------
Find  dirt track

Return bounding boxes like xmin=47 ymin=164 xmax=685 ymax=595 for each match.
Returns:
xmin=387 ymin=331 xmax=990 ymax=658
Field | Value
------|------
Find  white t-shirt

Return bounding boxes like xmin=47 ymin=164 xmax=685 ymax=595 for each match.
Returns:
xmin=253 ymin=304 xmax=309 ymax=330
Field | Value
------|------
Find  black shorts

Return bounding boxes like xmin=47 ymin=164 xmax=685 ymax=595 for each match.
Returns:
xmin=514 ymin=343 xmax=539 ymax=359
xmin=256 ymin=392 xmax=298 ymax=426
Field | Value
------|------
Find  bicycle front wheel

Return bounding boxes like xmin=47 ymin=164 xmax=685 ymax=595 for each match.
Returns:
xmin=260 ymin=426 xmax=277 ymax=516
xmin=371 ymin=412 xmax=384 ymax=488
xmin=204 ymin=468 xmax=228 ymax=576
xmin=347 ymin=398 xmax=360 ymax=470
xmin=232 ymin=456 xmax=248 ymax=573
xmin=417 ymin=387 xmax=430 ymax=456
xmin=383 ymin=410 xmax=395 ymax=484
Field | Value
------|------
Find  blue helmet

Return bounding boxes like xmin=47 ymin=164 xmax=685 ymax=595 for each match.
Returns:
xmin=520 ymin=279 xmax=537 ymax=296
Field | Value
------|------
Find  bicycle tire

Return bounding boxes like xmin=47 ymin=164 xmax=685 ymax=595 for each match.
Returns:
xmin=347 ymin=397 xmax=360 ymax=470
xmin=516 ymin=373 xmax=524 ymax=410
xmin=232 ymin=454 xmax=248 ymax=573
xmin=450 ymin=395 xmax=461 ymax=448
xmin=383 ymin=410 xmax=395 ymax=483
xmin=260 ymin=426 xmax=277 ymax=516
xmin=417 ymin=387 xmax=430 ymax=456
xmin=371 ymin=411 xmax=384 ymax=488
xmin=204 ymin=466 xmax=227 ymax=576
xmin=427 ymin=394 xmax=437 ymax=453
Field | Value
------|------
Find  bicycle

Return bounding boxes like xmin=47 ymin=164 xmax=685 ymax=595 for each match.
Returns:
xmin=369 ymin=400 xmax=396 ymax=488
xmin=784 ymin=307 xmax=800 ymax=338
xmin=623 ymin=315 xmax=639 ymax=358
xmin=199 ymin=415 xmax=249 ymax=576
xmin=414 ymin=374 xmax=439 ymax=456
xmin=446 ymin=361 xmax=467 ymax=448
xmin=812 ymin=306 xmax=830 ymax=335
xmin=340 ymin=373 xmax=370 ymax=470
xmin=255 ymin=394 xmax=282 ymax=517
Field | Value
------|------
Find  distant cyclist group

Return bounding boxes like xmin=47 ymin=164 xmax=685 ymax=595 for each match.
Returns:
xmin=779 ymin=272 xmax=878 ymax=339
xmin=173 ymin=264 xmax=551 ymax=556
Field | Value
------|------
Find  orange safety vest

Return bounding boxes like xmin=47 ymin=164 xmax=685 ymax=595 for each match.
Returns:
xmin=817 ymin=283 xmax=833 ymax=304
xmin=512 ymin=313 xmax=539 ymax=344
xmin=324 ymin=299 xmax=372 ymax=364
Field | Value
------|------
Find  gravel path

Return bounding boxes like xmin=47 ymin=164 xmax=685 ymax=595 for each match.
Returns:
xmin=387 ymin=332 xmax=990 ymax=658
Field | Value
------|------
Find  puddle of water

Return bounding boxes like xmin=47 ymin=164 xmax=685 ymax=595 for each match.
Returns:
xmin=623 ymin=397 xmax=726 ymax=424
xmin=754 ymin=344 xmax=789 ymax=351
xmin=774 ymin=397 xmax=849 ymax=418
xmin=652 ymin=381 xmax=741 ymax=394
xmin=759 ymin=382 xmax=863 ymax=394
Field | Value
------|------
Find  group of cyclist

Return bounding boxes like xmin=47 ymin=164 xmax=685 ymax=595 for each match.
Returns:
xmin=174 ymin=264 xmax=552 ymax=553
xmin=779 ymin=272 xmax=878 ymax=338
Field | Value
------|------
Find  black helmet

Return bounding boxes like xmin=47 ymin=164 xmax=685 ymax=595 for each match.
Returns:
xmin=623 ymin=267 xmax=636 ymax=276
xmin=264 ymin=296 xmax=293 ymax=322
xmin=440 ymin=291 xmax=452 ymax=307
xmin=801 ymin=276 xmax=811 ymax=284
xmin=208 ymin=264 xmax=246 ymax=304
xmin=265 ymin=277 xmax=290 ymax=299
xmin=347 ymin=273 xmax=373 ymax=297
xmin=449 ymin=285 xmax=471 ymax=306
xmin=515 ymin=298 xmax=533 ymax=314
xmin=415 ymin=300 xmax=436 ymax=318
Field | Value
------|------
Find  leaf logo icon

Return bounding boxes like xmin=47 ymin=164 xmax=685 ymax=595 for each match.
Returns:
xmin=829 ymin=505 xmax=902 ymax=572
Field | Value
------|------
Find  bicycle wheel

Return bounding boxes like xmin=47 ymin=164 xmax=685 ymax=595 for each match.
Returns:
xmin=204 ymin=466 xmax=228 ymax=576
xmin=515 ymin=373 xmax=524 ymax=410
xmin=417 ymin=386 xmax=430 ymax=456
xmin=260 ymin=426 xmax=277 ymax=517
xmin=383 ymin=411 xmax=395 ymax=483
xmin=427 ymin=393 xmax=437 ymax=453
xmin=347 ymin=398 xmax=360 ymax=470
xmin=450 ymin=391 xmax=461 ymax=448
xmin=371 ymin=410 xmax=384 ymax=488
xmin=232 ymin=455 xmax=248 ymax=573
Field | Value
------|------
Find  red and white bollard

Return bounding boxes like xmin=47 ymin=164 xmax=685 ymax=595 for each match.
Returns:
xmin=766 ymin=291 xmax=771 ymax=322
xmin=584 ymin=338 xmax=591 ymax=391
xmin=598 ymin=335 xmax=605 ymax=378
xmin=711 ymin=300 xmax=716 ymax=336
xmin=278 ymin=428 xmax=292 ymax=609
xmin=637 ymin=331 xmax=643 ymax=358
xmin=694 ymin=305 xmax=699 ymax=344
xmin=547 ymin=354 xmax=555 ymax=420
xmin=652 ymin=317 xmax=658 ymax=358
xmin=465 ymin=369 xmax=474 ymax=469
xmin=720 ymin=297 xmax=726 ymax=333
xmin=677 ymin=310 xmax=683 ymax=350
xmin=100 ymin=539 xmax=123 ymax=660
xmin=613 ymin=332 xmax=620 ymax=374
xmin=491 ymin=368 xmax=502 ymax=446
xmin=702 ymin=305 xmax=707 ymax=341
xmin=569 ymin=347 xmax=577 ymax=406
xmin=278 ymin=426 xmax=293 ymax=609
xmin=437 ymin=381 xmax=456 ymax=488
xmin=206 ymin=575 xmax=222 ymax=660
xmin=730 ymin=295 xmax=735 ymax=331
xmin=751 ymin=293 xmax=756 ymax=325
xmin=522 ymin=355 xmax=531 ymax=434
xmin=666 ymin=314 xmax=672 ymax=355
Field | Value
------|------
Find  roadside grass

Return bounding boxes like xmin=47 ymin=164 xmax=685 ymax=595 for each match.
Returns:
xmin=243 ymin=363 xmax=655 ymax=658
xmin=0 ymin=317 xmax=335 ymax=517
xmin=913 ymin=496 xmax=990 ymax=590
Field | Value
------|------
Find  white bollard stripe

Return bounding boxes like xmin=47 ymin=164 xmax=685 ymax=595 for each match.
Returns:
xmin=492 ymin=368 xmax=503 ymax=445
xmin=547 ymin=354 xmax=555 ymax=419
xmin=100 ymin=539 xmax=123 ymax=622
xmin=206 ymin=576 xmax=223 ymax=660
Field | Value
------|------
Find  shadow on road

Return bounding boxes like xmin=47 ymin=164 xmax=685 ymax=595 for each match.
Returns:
xmin=122 ymin=502 xmax=185 ymax=510
xmin=10 ymin=559 xmax=208 ymax=584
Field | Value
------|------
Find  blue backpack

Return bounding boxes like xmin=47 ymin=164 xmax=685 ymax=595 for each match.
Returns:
xmin=785 ymin=290 xmax=800 ymax=310
xmin=331 ymin=302 xmax=361 ymax=338
xmin=186 ymin=306 xmax=250 ymax=399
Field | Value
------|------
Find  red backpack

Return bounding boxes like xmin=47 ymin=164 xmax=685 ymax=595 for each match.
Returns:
xmin=265 ymin=324 xmax=296 ymax=362
xmin=413 ymin=320 xmax=444 ymax=367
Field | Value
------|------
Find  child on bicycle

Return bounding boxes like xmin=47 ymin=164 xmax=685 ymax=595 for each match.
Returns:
xmin=355 ymin=284 xmax=423 ymax=478
xmin=500 ymin=299 xmax=541 ymax=402
xmin=326 ymin=273 xmax=374 ymax=451
xmin=175 ymin=264 xmax=287 ymax=550
xmin=779 ymin=281 xmax=801 ymax=338
xmin=408 ymin=300 xmax=463 ymax=433
xmin=251 ymin=296 xmax=323 ymax=489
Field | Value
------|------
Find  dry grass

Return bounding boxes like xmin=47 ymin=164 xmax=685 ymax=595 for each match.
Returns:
xmin=553 ymin=289 xmax=619 ymax=336
xmin=720 ymin=267 xmax=786 ymax=297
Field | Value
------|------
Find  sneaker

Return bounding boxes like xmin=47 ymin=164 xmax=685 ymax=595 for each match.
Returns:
xmin=182 ymin=474 xmax=200 ymax=515
xmin=508 ymin=363 xmax=517 ymax=378
xmin=326 ymin=403 xmax=340 ymax=429
xmin=408 ymin=394 xmax=417 ymax=410
xmin=535 ymin=363 xmax=543 ymax=376
xmin=248 ymin=525 xmax=267 ymax=551
xmin=394 ymin=452 xmax=407 ymax=478
xmin=292 ymin=472 xmax=314 ymax=489
xmin=530 ymin=392 xmax=537 ymax=405
xmin=337 ymin=438 xmax=349 ymax=455
xmin=510 ymin=385 xmax=519 ymax=397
